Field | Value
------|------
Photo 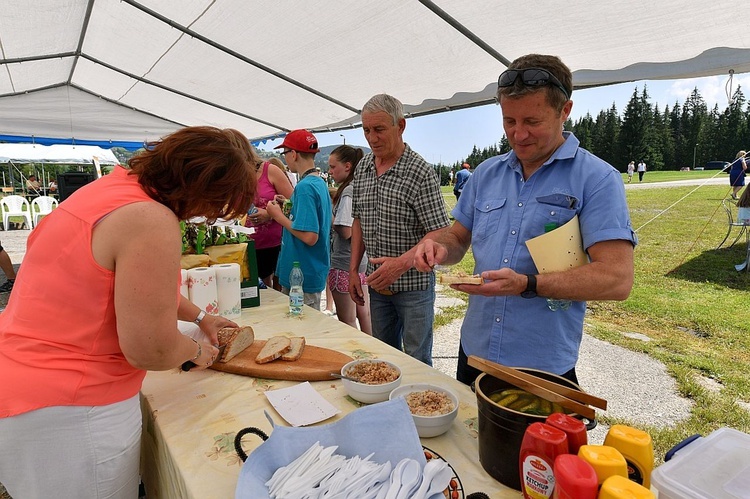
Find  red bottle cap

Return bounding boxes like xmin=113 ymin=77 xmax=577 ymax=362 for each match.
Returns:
xmin=553 ymin=454 xmax=598 ymax=499
xmin=546 ymin=412 xmax=588 ymax=454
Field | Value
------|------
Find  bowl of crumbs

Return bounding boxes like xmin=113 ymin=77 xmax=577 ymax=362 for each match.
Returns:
xmin=389 ymin=383 xmax=459 ymax=437
xmin=340 ymin=359 xmax=402 ymax=404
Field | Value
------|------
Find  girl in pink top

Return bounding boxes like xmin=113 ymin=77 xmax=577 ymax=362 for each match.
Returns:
xmin=244 ymin=156 xmax=294 ymax=287
xmin=0 ymin=126 xmax=256 ymax=498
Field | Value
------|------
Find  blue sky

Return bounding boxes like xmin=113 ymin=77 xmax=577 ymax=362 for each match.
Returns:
xmin=258 ymin=72 xmax=750 ymax=165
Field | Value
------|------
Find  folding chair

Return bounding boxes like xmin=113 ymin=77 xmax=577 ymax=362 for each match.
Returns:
xmin=1 ymin=195 xmax=32 ymax=230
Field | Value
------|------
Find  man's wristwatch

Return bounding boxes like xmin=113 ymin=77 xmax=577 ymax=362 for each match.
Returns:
xmin=520 ymin=274 xmax=538 ymax=299
xmin=193 ymin=310 xmax=206 ymax=325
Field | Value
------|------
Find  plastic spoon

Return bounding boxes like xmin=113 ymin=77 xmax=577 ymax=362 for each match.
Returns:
xmin=383 ymin=458 xmax=409 ymax=499
xmin=330 ymin=373 xmax=361 ymax=382
xmin=411 ymin=459 xmax=446 ymax=499
xmin=395 ymin=459 xmax=421 ymax=499
xmin=425 ymin=463 xmax=453 ymax=499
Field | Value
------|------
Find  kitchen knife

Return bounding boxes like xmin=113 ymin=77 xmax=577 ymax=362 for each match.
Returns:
xmin=181 ymin=344 xmax=226 ymax=372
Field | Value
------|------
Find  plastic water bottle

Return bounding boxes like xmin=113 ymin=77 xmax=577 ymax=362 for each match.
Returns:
xmin=543 ymin=223 xmax=572 ymax=312
xmin=289 ymin=262 xmax=304 ymax=316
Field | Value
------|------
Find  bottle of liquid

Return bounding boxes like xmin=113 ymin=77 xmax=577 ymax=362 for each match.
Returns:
xmin=598 ymin=475 xmax=655 ymax=499
xmin=552 ymin=454 xmax=598 ymax=499
xmin=519 ymin=422 xmax=568 ymax=499
xmin=546 ymin=412 xmax=588 ymax=455
xmin=543 ymin=223 xmax=572 ymax=311
xmin=603 ymin=424 xmax=654 ymax=489
xmin=576 ymin=445 xmax=628 ymax=487
xmin=289 ymin=262 xmax=304 ymax=316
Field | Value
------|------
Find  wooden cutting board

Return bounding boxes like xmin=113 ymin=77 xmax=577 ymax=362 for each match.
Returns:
xmin=210 ymin=339 xmax=353 ymax=381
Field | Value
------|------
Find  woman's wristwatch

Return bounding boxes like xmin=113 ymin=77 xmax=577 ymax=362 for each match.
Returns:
xmin=193 ymin=310 xmax=206 ymax=325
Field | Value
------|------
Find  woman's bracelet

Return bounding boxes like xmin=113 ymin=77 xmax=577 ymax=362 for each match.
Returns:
xmin=189 ymin=337 xmax=202 ymax=362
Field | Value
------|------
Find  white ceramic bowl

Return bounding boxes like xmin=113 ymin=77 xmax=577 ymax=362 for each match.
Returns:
xmin=389 ymin=383 xmax=459 ymax=438
xmin=340 ymin=359 xmax=402 ymax=404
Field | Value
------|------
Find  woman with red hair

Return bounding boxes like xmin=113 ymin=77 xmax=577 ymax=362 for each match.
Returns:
xmin=0 ymin=126 xmax=257 ymax=498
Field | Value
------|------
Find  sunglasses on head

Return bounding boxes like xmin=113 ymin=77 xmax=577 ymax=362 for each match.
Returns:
xmin=497 ymin=68 xmax=570 ymax=100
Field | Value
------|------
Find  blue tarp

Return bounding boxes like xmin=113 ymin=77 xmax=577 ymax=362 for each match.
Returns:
xmin=0 ymin=134 xmax=143 ymax=151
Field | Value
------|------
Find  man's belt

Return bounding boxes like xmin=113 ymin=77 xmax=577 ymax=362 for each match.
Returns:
xmin=372 ymin=288 xmax=398 ymax=296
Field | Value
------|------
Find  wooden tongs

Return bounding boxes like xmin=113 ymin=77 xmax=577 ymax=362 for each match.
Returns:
xmin=468 ymin=355 xmax=607 ymax=420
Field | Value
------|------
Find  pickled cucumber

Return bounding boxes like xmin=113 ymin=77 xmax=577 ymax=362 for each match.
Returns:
xmin=489 ymin=388 xmax=572 ymax=416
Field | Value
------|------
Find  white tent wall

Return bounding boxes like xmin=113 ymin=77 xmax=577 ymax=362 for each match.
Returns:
xmin=0 ymin=144 xmax=120 ymax=165
xmin=1 ymin=0 xmax=750 ymax=144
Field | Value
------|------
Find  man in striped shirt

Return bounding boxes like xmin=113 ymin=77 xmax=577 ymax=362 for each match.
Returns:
xmin=349 ymin=94 xmax=450 ymax=366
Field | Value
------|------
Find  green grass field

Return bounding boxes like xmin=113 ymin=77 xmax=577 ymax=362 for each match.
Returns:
xmin=437 ymin=171 xmax=749 ymax=460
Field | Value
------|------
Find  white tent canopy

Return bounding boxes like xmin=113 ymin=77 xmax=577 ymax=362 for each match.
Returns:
xmin=0 ymin=144 xmax=119 ymax=165
xmin=2 ymin=0 xmax=750 ymax=145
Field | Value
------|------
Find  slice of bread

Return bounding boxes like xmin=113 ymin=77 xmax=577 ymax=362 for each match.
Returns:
xmin=280 ymin=337 xmax=306 ymax=361
xmin=255 ymin=336 xmax=292 ymax=364
xmin=439 ymin=273 xmax=483 ymax=285
xmin=216 ymin=326 xmax=255 ymax=363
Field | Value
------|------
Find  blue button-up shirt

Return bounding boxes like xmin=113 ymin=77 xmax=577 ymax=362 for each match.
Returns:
xmin=453 ymin=132 xmax=637 ymax=374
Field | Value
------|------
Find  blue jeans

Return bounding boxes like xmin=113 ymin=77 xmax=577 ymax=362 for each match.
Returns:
xmin=368 ymin=277 xmax=435 ymax=366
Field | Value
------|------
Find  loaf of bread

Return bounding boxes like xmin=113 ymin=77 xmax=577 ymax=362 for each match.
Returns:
xmin=216 ymin=326 xmax=255 ymax=363
xmin=255 ymin=336 xmax=292 ymax=364
xmin=281 ymin=337 xmax=306 ymax=361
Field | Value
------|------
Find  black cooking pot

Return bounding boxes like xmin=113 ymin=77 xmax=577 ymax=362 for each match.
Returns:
xmin=474 ymin=369 xmax=596 ymax=491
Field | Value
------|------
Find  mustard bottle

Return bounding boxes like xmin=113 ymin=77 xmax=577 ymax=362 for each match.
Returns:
xmin=577 ymin=445 xmax=627 ymax=486
xmin=603 ymin=424 xmax=654 ymax=489
xmin=599 ymin=475 xmax=655 ymax=499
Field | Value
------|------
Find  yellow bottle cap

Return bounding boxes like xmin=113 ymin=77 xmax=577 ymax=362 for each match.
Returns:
xmin=599 ymin=475 xmax=655 ymax=499
xmin=605 ymin=424 xmax=653 ymax=448
xmin=577 ymin=445 xmax=628 ymax=484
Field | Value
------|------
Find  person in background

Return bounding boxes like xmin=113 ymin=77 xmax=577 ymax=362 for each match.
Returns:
xmin=25 ymin=175 xmax=41 ymax=192
xmin=244 ymin=152 xmax=294 ymax=289
xmin=637 ymin=159 xmax=647 ymax=182
xmin=271 ymin=156 xmax=298 ymax=189
xmin=729 ymin=150 xmax=747 ymax=200
xmin=626 ymin=160 xmax=635 ymax=183
xmin=0 ymin=126 xmax=256 ymax=498
xmin=737 ymin=185 xmax=750 ymax=223
xmin=327 ymin=145 xmax=372 ymax=334
xmin=0 ymin=244 xmax=17 ymax=293
xmin=453 ymin=162 xmax=471 ymax=200
xmin=350 ymin=94 xmax=450 ymax=365
xmin=414 ymin=54 xmax=637 ymax=386
xmin=267 ymin=130 xmax=332 ymax=310
xmin=323 ymin=185 xmax=337 ymax=317
xmin=48 ymin=179 xmax=58 ymax=193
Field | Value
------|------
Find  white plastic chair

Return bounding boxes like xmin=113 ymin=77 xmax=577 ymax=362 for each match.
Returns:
xmin=1 ymin=195 xmax=32 ymax=230
xmin=717 ymin=198 xmax=748 ymax=249
xmin=31 ymin=195 xmax=58 ymax=228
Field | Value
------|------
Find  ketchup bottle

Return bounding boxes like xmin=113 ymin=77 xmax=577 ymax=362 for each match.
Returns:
xmin=552 ymin=454 xmax=598 ymax=499
xmin=519 ymin=422 xmax=568 ymax=499
xmin=546 ymin=413 xmax=587 ymax=455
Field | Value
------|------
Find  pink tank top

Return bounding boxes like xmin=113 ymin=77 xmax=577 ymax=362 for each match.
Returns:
xmin=0 ymin=166 xmax=156 ymax=417
xmin=246 ymin=162 xmax=283 ymax=249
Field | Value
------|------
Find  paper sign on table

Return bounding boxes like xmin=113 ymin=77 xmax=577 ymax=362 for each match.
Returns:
xmin=265 ymin=382 xmax=340 ymax=427
xmin=525 ymin=215 xmax=587 ymax=273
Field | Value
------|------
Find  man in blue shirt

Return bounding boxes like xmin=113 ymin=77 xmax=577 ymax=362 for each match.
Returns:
xmin=414 ymin=54 xmax=637 ymax=386
xmin=453 ymin=162 xmax=471 ymax=200
xmin=267 ymin=129 xmax=332 ymax=311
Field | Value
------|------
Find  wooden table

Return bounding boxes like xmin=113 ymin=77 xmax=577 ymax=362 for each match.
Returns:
xmin=140 ymin=289 xmax=515 ymax=498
